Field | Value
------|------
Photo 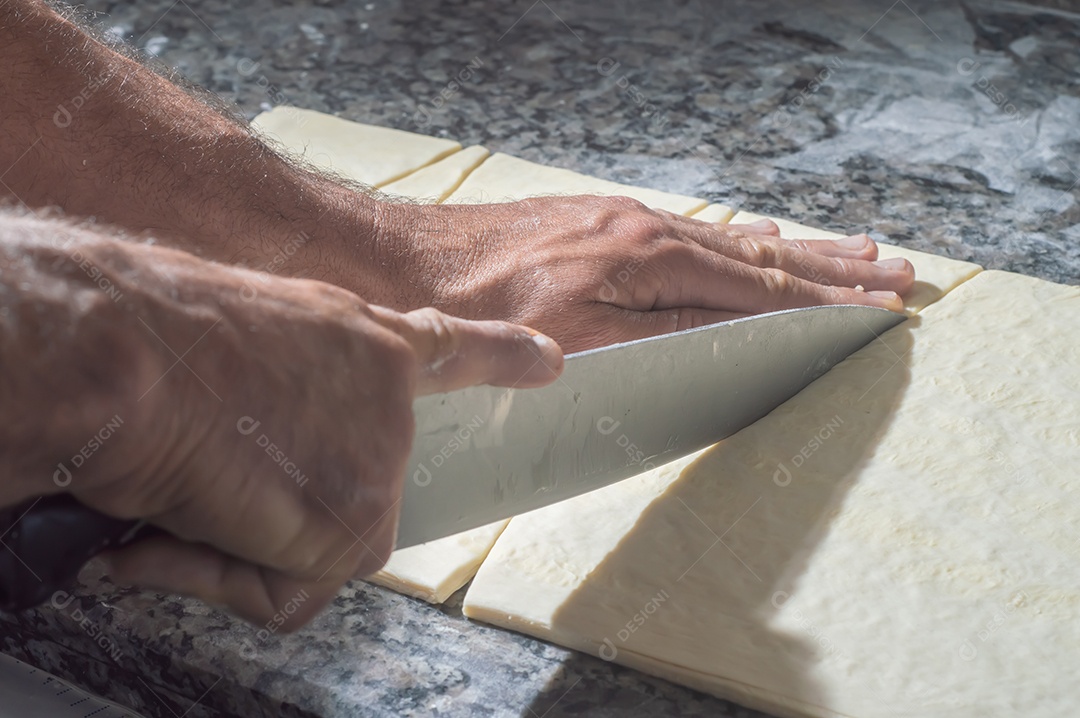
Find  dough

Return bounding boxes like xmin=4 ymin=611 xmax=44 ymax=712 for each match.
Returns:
xmin=370 ymin=520 xmax=508 ymax=603
xmin=380 ymin=146 xmax=491 ymax=202
xmin=445 ymin=153 xmax=709 ymax=215
xmin=465 ymin=269 xmax=1080 ymax=717
xmin=251 ymin=106 xmax=461 ymax=187
xmin=728 ymin=211 xmax=981 ymax=314
xmin=688 ymin=203 xmax=736 ymax=224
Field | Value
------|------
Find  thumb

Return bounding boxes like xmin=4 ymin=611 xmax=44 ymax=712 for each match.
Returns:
xmin=367 ymin=306 xmax=564 ymax=394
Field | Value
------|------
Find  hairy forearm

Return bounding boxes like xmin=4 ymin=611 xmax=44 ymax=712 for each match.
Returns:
xmin=0 ymin=0 xmax=409 ymax=304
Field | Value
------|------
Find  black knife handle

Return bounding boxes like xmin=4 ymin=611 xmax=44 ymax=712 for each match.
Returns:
xmin=0 ymin=494 xmax=158 ymax=612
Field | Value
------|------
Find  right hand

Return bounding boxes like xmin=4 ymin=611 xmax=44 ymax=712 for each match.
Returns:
xmin=60 ymin=236 xmax=562 ymax=631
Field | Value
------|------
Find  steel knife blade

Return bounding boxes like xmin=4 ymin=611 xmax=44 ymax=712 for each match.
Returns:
xmin=395 ymin=304 xmax=904 ymax=549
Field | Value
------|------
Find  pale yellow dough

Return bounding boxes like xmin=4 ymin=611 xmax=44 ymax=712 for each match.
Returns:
xmin=688 ymin=203 xmax=736 ymax=224
xmin=369 ymin=520 xmax=509 ymax=603
xmin=466 ymin=270 xmax=1080 ymax=717
xmin=729 ymin=210 xmax=981 ymax=314
xmin=445 ymin=153 xmax=708 ymax=215
xmin=381 ymin=145 xmax=491 ymax=202
xmin=251 ymin=106 xmax=460 ymax=187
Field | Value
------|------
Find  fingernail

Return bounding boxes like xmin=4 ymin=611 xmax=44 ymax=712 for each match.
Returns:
xmin=528 ymin=331 xmax=564 ymax=374
xmin=837 ymin=234 xmax=869 ymax=249
xmin=868 ymin=290 xmax=899 ymax=301
xmin=873 ymin=257 xmax=910 ymax=271
xmin=748 ymin=219 xmax=774 ymax=229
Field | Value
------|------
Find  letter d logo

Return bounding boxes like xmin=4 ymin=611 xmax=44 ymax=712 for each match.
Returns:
xmin=239 ymin=282 xmax=258 ymax=303
xmin=414 ymin=462 xmax=432 ymax=487
xmin=53 ymin=104 xmax=72 ymax=128
xmin=54 ymin=462 xmax=72 ymax=488
xmin=773 ymin=462 xmax=792 ymax=487
xmin=596 ymin=416 xmax=621 ymax=436
xmin=236 ymin=416 xmax=261 ymax=435
xmin=51 ymin=590 xmax=74 ymax=610
xmin=598 ymin=279 xmax=618 ymax=303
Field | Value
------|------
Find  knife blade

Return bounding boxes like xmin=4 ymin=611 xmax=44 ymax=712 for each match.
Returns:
xmin=0 ymin=304 xmax=902 ymax=610
xmin=395 ymin=304 xmax=904 ymax=548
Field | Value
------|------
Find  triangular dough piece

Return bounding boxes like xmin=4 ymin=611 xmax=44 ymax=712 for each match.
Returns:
xmin=445 ymin=153 xmax=708 ymax=215
xmin=251 ymin=106 xmax=460 ymax=187
xmin=466 ymin=270 xmax=1080 ymax=718
xmin=381 ymin=146 xmax=490 ymax=202
xmin=369 ymin=520 xmax=508 ymax=603
xmin=729 ymin=211 xmax=981 ymax=314
xmin=688 ymin=204 xmax=736 ymax=224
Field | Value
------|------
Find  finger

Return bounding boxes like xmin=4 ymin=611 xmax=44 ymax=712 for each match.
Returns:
xmin=646 ymin=243 xmax=905 ymax=314
xmin=782 ymin=234 xmax=880 ymax=261
xmin=671 ymin=213 xmax=879 ymax=261
xmin=696 ymin=224 xmax=881 ymax=261
xmin=728 ymin=218 xmax=782 ymax=236
xmin=102 ymin=536 xmax=343 ymax=631
xmin=688 ymin=231 xmax=913 ymax=293
xmin=654 ymin=209 xmax=784 ymax=239
xmin=368 ymin=306 xmax=564 ymax=394
xmin=763 ymin=247 xmax=914 ymax=293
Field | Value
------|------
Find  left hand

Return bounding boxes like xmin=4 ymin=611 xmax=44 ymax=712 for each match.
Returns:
xmin=366 ymin=196 xmax=914 ymax=353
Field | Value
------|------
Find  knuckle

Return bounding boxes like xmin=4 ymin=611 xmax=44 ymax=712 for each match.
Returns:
xmin=651 ymin=238 xmax=691 ymax=264
xmin=745 ymin=238 xmax=776 ymax=267
xmin=606 ymin=194 xmax=648 ymax=212
xmin=759 ymin=267 xmax=800 ymax=296
xmin=587 ymin=196 xmax=660 ymax=241
xmin=828 ymin=256 xmax=864 ymax=278
xmin=408 ymin=306 xmax=461 ymax=360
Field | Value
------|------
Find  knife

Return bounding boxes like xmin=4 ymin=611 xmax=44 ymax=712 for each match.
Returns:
xmin=0 ymin=305 xmax=903 ymax=610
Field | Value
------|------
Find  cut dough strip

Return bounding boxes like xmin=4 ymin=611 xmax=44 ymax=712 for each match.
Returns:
xmin=445 ymin=152 xmax=709 ymax=215
xmin=381 ymin=145 xmax=491 ymax=203
xmin=251 ymin=106 xmax=461 ymax=187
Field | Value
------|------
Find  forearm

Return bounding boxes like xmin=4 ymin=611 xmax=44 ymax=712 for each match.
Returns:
xmin=0 ymin=0 xmax=409 ymax=304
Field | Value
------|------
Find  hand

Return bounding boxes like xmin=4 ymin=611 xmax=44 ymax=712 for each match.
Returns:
xmin=51 ymin=234 xmax=562 ymax=630
xmin=376 ymin=197 xmax=915 ymax=353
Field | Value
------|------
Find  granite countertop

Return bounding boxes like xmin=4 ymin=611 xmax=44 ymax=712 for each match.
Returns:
xmin=3 ymin=0 xmax=1078 ymax=716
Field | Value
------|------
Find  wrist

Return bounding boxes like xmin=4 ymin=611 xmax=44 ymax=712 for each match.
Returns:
xmin=220 ymin=170 xmax=420 ymax=307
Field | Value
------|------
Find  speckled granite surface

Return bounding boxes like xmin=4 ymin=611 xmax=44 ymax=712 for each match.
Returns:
xmin=4 ymin=0 xmax=1078 ymax=716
